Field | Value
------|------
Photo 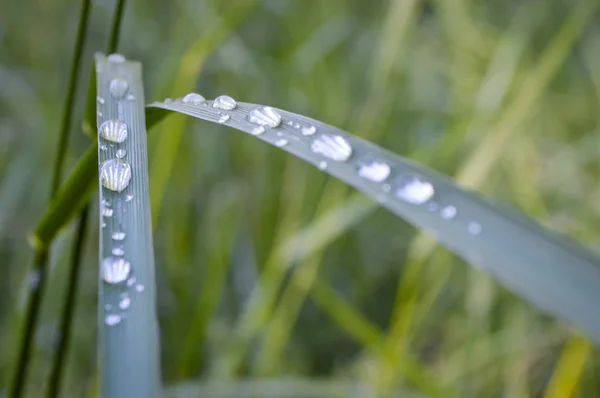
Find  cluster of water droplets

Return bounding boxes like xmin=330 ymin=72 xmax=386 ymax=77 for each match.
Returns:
xmin=98 ymin=53 xmax=147 ymax=327
xmin=161 ymin=92 xmax=484 ymax=241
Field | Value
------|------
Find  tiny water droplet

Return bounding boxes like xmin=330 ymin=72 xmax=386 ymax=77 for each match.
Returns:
xmin=100 ymin=159 xmax=131 ymax=192
xmin=135 ymin=284 xmax=145 ymax=292
xmin=112 ymin=231 xmax=126 ymax=241
xmin=467 ymin=221 xmax=482 ymax=235
xmin=112 ymin=247 xmax=125 ymax=256
xmin=116 ymin=149 xmax=126 ymax=158
xmin=101 ymin=222 xmax=106 ymax=228
xmin=102 ymin=198 xmax=111 ymax=207
xmin=126 ymin=93 xmax=136 ymax=100
xmin=107 ymin=53 xmax=126 ymax=63
xmin=126 ymin=277 xmax=136 ymax=287
xmin=311 ymin=135 xmax=352 ymax=162
xmin=318 ymin=161 xmax=327 ymax=170
xmin=109 ymin=77 xmax=129 ymax=99
xmin=301 ymin=126 xmax=317 ymax=136
xmin=394 ymin=175 xmax=434 ymax=204
xmin=218 ymin=114 xmax=230 ymax=124
xmin=440 ymin=205 xmax=457 ymax=220
xmin=99 ymin=120 xmax=128 ymax=143
xmin=102 ymin=257 xmax=131 ymax=284
xmin=125 ymin=194 xmax=134 ymax=202
xmin=251 ymin=126 xmax=266 ymax=136
xmin=248 ymin=106 xmax=282 ymax=128
xmin=164 ymin=98 xmax=173 ymax=104
xmin=102 ymin=207 xmax=113 ymax=217
xmin=182 ymin=93 xmax=206 ymax=105
xmin=357 ymin=161 xmax=390 ymax=182
xmin=277 ymin=131 xmax=284 ymax=137
xmin=119 ymin=296 xmax=131 ymax=310
xmin=275 ymin=138 xmax=288 ymax=147
xmin=105 ymin=314 xmax=122 ymax=326
xmin=97 ymin=96 xmax=105 ymax=104
xmin=213 ymin=95 xmax=237 ymax=110
xmin=99 ymin=144 xmax=108 ymax=151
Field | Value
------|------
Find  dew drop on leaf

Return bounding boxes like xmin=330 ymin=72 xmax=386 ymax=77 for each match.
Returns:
xmin=218 ymin=114 xmax=230 ymax=124
xmin=112 ymin=247 xmax=125 ymax=256
xmin=357 ymin=161 xmax=390 ymax=182
xmin=213 ymin=95 xmax=237 ymax=110
xmin=107 ymin=53 xmax=126 ymax=63
xmin=105 ymin=314 xmax=122 ymax=326
xmin=100 ymin=159 xmax=131 ymax=192
xmin=119 ymin=295 xmax=131 ymax=310
xmin=394 ymin=175 xmax=435 ymax=204
xmin=112 ymin=231 xmax=126 ymax=241
xmin=99 ymin=120 xmax=128 ymax=143
xmin=109 ymin=77 xmax=129 ymax=99
xmin=182 ymin=92 xmax=206 ymax=105
xmin=116 ymin=149 xmax=126 ymax=159
xmin=102 ymin=257 xmax=131 ymax=284
xmin=311 ymin=134 xmax=352 ymax=162
xmin=248 ymin=106 xmax=282 ymax=128
xmin=468 ymin=221 xmax=482 ymax=235
xmin=251 ymin=126 xmax=266 ymax=136
xmin=301 ymin=126 xmax=316 ymax=136
xmin=275 ymin=138 xmax=288 ymax=147
xmin=440 ymin=205 xmax=457 ymax=220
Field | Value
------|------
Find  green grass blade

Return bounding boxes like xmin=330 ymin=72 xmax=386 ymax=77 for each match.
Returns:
xmin=147 ymin=97 xmax=600 ymax=344
xmin=95 ymin=53 xmax=160 ymax=397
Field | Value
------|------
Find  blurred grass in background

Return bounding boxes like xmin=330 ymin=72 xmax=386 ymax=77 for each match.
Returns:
xmin=1 ymin=0 xmax=600 ymax=396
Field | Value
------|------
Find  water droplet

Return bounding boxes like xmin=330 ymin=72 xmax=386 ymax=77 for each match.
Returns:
xmin=109 ymin=77 xmax=129 ymax=99
xmin=318 ymin=161 xmax=327 ymax=170
xmin=126 ymin=277 xmax=136 ymax=287
xmin=218 ymin=114 xmax=230 ymax=124
xmin=97 ymin=96 xmax=105 ymax=104
xmin=105 ymin=314 xmax=122 ymax=326
xmin=135 ymin=284 xmax=145 ymax=292
xmin=182 ymin=92 xmax=206 ymax=105
xmin=99 ymin=144 xmax=108 ymax=151
xmin=100 ymin=159 xmax=131 ymax=192
xmin=102 ymin=257 xmax=131 ymax=284
xmin=440 ymin=205 xmax=457 ymax=220
xmin=275 ymin=138 xmax=288 ymax=147
xmin=248 ymin=106 xmax=282 ymax=128
xmin=125 ymin=194 xmax=134 ymax=202
xmin=112 ymin=247 xmax=125 ymax=256
xmin=467 ymin=221 xmax=482 ymax=235
xmin=357 ymin=161 xmax=390 ymax=182
xmin=213 ymin=95 xmax=237 ymax=110
xmin=394 ymin=175 xmax=434 ymax=204
xmin=107 ymin=53 xmax=126 ymax=63
xmin=251 ymin=126 xmax=266 ymax=136
xmin=301 ymin=126 xmax=316 ymax=136
xmin=99 ymin=120 xmax=128 ymax=143
xmin=277 ymin=131 xmax=284 ymax=137
xmin=311 ymin=135 xmax=352 ymax=162
xmin=116 ymin=149 xmax=126 ymax=158
xmin=164 ymin=98 xmax=173 ymax=104
xmin=119 ymin=296 xmax=131 ymax=310
xmin=102 ymin=198 xmax=111 ymax=207
xmin=101 ymin=222 xmax=106 ymax=228
xmin=126 ymin=93 xmax=136 ymax=101
xmin=112 ymin=231 xmax=126 ymax=241
xmin=102 ymin=207 xmax=113 ymax=217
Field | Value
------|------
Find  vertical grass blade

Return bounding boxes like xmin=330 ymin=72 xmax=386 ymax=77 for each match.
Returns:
xmin=95 ymin=53 xmax=160 ymax=397
xmin=147 ymin=98 xmax=600 ymax=344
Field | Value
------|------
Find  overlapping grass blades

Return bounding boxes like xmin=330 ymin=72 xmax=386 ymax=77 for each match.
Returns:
xmin=148 ymin=97 xmax=600 ymax=344
xmin=95 ymin=54 xmax=160 ymax=397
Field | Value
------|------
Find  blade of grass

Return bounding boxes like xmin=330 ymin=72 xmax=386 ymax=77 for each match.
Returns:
xmin=9 ymin=1 xmax=92 ymax=396
xmin=147 ymin=97 xmax=600 ymax=345
xmin=95 ymin=53 xmax=160 ymax=397
xmin=543 ymin=334 xmax=591 ymax=398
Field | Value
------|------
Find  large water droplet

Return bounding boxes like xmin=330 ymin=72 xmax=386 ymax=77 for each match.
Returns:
xmin=467 ymin=221 xmax=482 ymax=235
xmin=107 ymin=53 xmax=126 ymax=63
xmin=213 ymin=95 xmax=237 ymax=110
xmin=99 ymin=120 xmax=128 ymax=143
xmin=218 ymin=114 xmax=230 ymax=124
xmin=100 ymin=159 xmax=131 ymax=192
xmin=301 ymin=126 xmax=316 ymax=136
xmin=116 ymin=149 xmax=126 ymax=159
xmin=248 ymin=106 xmax=282 ymax=128
xmin=109 ymin=77 xmax=129 ymax=99
xmin=394 ymin=175 xmax=434 ymax=204
xmin=102 ymin=257 xmax=131 ymax=284
xmin=275 ymin=138 xmax=288 ymax=147
xmin=119 ymin=295 xmax=131 ymax=310
xmin=358 ymin=161 xmax=390 ymax=182
xmin=182 ymin=93 xmax=206 ymax=105
xmin=105 ymin=314 xmax=122 ymax=326
xmin=440 ymin=205 xmax=457 ymax=220
xmin=311 ymin=135 xmax=352 ymax=162
xmin=112 ymin=231 xmax=126 ymax=241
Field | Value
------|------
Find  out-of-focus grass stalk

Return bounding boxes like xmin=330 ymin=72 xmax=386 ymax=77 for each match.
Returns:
xmin=9 ymin=1 xmax=91 ymax=397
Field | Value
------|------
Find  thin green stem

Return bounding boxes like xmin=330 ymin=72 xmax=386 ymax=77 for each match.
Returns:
xmin=46 ymin=206 xmax=90 ymax=398
xmin=107 ymin=0 xmax=126 ymax=54
xmin=9 ymin=1 xmax=91 ymax=397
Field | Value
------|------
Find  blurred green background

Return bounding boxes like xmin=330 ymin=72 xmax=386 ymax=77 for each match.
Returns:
xmin=2 ymin=0 xmax=600 ymax=396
